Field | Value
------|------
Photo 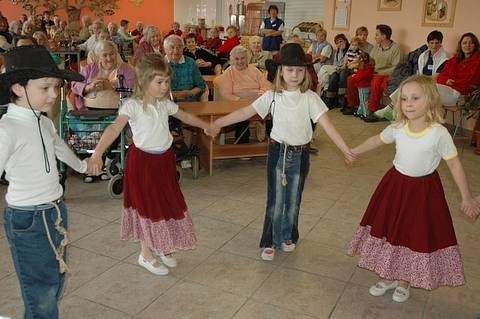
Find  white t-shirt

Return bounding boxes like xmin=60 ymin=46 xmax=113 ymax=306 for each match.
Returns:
xmin=380 ymin=122 xmax=457 ymax=177
xmin=119 ymin=98 xmax=179 ymax=152
xmin=252 ymin=89 xmax=328 ymax=145
xmin=0 ymin=103 xmax=87 ymax=206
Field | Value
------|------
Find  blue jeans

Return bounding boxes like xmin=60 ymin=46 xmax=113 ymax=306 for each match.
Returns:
xmin=4 ymin=201 xmax=68 ymax=319
xmin=260 ymin=140 xmax=310 ymax=249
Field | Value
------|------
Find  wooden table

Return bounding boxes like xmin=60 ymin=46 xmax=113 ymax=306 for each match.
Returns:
xmin=178 ymin=100 xmax=268 ymax=176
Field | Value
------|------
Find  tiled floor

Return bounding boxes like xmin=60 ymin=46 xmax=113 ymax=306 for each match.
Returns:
xmin=1 ymin=110 xmax=479 ymax=319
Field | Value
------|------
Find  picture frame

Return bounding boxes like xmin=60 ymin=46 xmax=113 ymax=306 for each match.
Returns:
xmin=377 ymin=0 xmax=402 ymax=11
xmin=422 ymin=0 xmax=457 ymax=27
xmin=332 ymin=0 xmax=351 ymax=30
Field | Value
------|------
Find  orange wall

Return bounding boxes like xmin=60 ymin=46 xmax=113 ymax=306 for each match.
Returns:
xmin=324 ymin=0 xmax=480 ymax=55
xmin=0 ymin=0 xmax=174 ymax=33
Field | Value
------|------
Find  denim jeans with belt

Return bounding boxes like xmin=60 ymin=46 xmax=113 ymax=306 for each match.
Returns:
xmin=260 ymin=140 xmax=310 ymax=249
xmin=4 ymin=201 xmax=68 ymax=319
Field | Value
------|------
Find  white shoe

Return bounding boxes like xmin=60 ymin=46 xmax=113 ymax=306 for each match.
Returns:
xmin=374 ymin=105 xmax=393 ymax=118
xmin=138 ymin=254 xmax=169 ymax=275
xmin=261 ymin=248 xmax=275 ymax=261
xmin=369 ymin=280 xmax=399 ymax=296
xmin=281 ymin=242 xmax=296 ymax=252
xmin=392 ymin=286 xmax=410 ymax=302
xmin=159 ymin=253 xmax=177 ymax=268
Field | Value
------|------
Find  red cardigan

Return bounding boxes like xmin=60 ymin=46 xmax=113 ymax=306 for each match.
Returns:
xmin=350 ymin=64 xmax=375 ymax=88
xmin=216 ymin=36 xmax=240 ymax=54
xmin=437 ymin=52 xmax=480 ymax=95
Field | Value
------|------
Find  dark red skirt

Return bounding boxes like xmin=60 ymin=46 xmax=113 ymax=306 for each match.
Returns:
xmin=348 ymin=167 xmax=465 ymax=289
xmin=121 ymin=145 xmax=196 ymax=254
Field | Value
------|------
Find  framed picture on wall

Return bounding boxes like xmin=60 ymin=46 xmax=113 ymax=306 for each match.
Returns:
xmin=422 ymin=0 xmax=457 ymax=27
xmin=378 ymin=0 xmax=402 ymax=11
xmin=332 ymin=0 xmax=351 ymax=30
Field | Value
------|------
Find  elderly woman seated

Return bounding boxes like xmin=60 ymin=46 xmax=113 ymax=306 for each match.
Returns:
xmin=183 ymin=33 xmax=221 ymax=75
xmin=164 ymin=34 xmax=206 ymax=102
xmin=132 ymin=25 xmax=164 ymax=65
xmin=215 ymin=45 xmax=272 ymax=143
xmin=247 ymin=35 xmax=271 ymax=71
xmin=71 ymin=40 xmax=135 ymax=110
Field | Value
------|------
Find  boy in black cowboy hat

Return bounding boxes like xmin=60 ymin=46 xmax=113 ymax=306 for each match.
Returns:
xmin=0 ymin=45 xmax=89 ymax=319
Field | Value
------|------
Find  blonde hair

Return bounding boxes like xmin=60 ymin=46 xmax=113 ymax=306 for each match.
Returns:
xmin=134 ymin=53 xmax=172 ymax=110
xmin=393 ymin=74 xmax=444 ymax=125
xmin=273 ymin=65 xmax=310 ymax=93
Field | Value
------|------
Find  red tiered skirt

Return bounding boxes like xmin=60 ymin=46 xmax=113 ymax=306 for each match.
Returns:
xmin=121 ymin=145 xmax=196 ymax=254
xmin=348 ymin=167 xmax=465 ymax=290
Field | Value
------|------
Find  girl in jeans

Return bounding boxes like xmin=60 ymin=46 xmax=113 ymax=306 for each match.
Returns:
xmin=0 ymin=45 xmax=87 ymax=318
xmin=213 ymin=43 xmax=356 ymax=260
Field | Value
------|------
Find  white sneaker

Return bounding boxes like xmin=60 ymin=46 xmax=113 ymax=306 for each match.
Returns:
xmin=369 ymin=280 xmax=399 ymax=296
xmin=374 ymin=105 xmax=393 ymax=118
xmin=261 ymin=248 xmax=275 ymax=261
xmin=159 ymin=253 xmax=177 ymax=268
xmin=281 ymin=242 xmax=296 ymax=252
xmin=392 ymin=286 xmax=410 ymax=303
xmin=138 ymin=254 xmax=169 ymax=275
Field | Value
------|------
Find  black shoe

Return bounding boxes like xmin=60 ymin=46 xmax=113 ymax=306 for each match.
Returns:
xmin=342 ymin=108 xmax=355 ymax=115
xmin=363 ymin=114 xmax=379 ymax=123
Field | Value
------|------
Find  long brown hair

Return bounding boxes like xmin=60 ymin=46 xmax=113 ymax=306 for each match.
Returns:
xmin=133 ymin=53 xmax=172 ymax=110
xmin=393 ymin=74 xmax=444 ymax=126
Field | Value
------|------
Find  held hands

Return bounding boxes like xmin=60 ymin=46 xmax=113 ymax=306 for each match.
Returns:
xmin=344 ymin=148 xmax=359 ymax=165
xmin=461 ymin=196 xmax=480 ymax=220
xmin=204 ymin=123 xmax=220 ymax=137
xmin=86 ymin=154 xmax=104 ymax=176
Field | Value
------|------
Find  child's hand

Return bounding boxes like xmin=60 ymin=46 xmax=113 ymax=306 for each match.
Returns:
xmin=344 ymin=148 xmax=359 ymax=165
xmin=88 ymin=154 xmax=104 ymax=176
xmin=204 ymin=123 xmax=220 ymax=137
xmin=461 ymin=197 xmax=480 ymax=220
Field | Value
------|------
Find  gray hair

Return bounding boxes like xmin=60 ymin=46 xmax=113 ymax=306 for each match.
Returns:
xmin=143 ymin=25 xmax=160 ymax=43
xmin=230 ymin=45 xmax=248 ymax=57
xmin=249 ymin=35 xmax=262 ymax=45
xmin=163 ymin=34 xmax=184 ymax=49
xmin=9 ymin=20 xmax=22 ymax=33
xmin=93 ymin=40 xmax=118 ymax=56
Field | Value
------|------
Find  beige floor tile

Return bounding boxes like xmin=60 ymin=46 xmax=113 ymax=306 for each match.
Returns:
xmin=330 ymin=283 xmax=425 ymax=319
xmin=322 ymin=200 xmax=365 ymax=223
xmin=305 ymin=217 xmax=357 ymax=250
xmin=60 ymin=295 xmax=131 ymax=319
xmin=282 ymin=240 xmax=356 ymax=282
xmin=0 ymin=274 xmax=23 ymax=319
xmin=68 ymin=211 xmax=110 ymax=243
xmin=74 ymin=262 xmax=177 ymax=315
xmin=252 ymin=268 xmax=346 ymax=318
xmin=220 ymin=226 xmax=289 ymax=264
xmin=0 ymin=225 xmax=5 ymax=239
xmin=186 ymin=251 xmax=275 ymax=297
xmin=137 ymin=280 xmax=246 ymax=319
xmin=0 ymin=238 xmax=14 ymax=280
xmin=190 ymin=215 xmax=243 ymax=250
xmin=73 ymin=223 xmax=139 ymax=260
xmin=225 ymin=182 xmax=267 ymax=205
xmin=199 ymin=197 xmax=263 ymax=226
xmin=232 ymin=300 xmax=316 ymax=319
xmin=424 ymin=275 xmax=480 ymax=317
xmin=68 ymin=195 xmax=122 ymax=222
xmin=183 ymin=191 xmax=222 ymax=214
xmin=63 ymin=246 xmax=118 ymax=295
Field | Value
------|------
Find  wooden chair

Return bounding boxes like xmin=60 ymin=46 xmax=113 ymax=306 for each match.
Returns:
xmin=443 ymin=103 xmax=464 ymax=139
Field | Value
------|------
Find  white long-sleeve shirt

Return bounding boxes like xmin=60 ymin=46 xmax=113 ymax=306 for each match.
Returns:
xmin=0 ymin=103 xmax=87 ymax=206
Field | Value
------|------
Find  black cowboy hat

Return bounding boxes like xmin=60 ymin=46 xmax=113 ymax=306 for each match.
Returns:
xmin=277 ymin=43 xmax=309 ymax=66
xmin=0 ymin=45 xmax=84 ymax=104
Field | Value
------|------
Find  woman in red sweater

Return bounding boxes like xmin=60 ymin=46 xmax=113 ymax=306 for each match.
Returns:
xmin=437 ymin=32 xmax=480 ymax=106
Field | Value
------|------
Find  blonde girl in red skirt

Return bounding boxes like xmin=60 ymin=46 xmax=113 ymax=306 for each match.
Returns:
xmin=347 ymin=75 xmax=480 ymax=302
xmin=90 ymin=53 xmax=218 ymax=275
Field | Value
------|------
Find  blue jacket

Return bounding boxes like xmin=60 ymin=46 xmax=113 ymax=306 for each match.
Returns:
xmin=262 ymin=18 xmax=284 ymax=51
